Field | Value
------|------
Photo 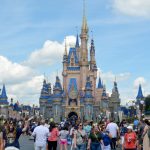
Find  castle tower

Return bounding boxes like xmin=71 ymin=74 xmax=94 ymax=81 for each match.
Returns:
xmin=80 ymin=1 xmax=89 ymax=91
xmin=136 ymin=84 xmax=144 ymax=104
xmin=101 ymin=85 xmax=109 ymax=111
xmin=39 ymin=79 xmax=51 ymax=117
xmin=52 ymin=76 xmax=63 ymax=122
xmin=109 ymin=81 xmax=121 ymax=113
xmin=0 ymin=84 xmax=9 ymax=118
xmin=75 ymin=34 xmax=80 ymax=60
xmin=84 ymin=76 xmax=93 ymax=120
xmin=0 ymin=84 xmax=8 ymax=105
xmin=62 ymin=41 xmax=68 ymax=92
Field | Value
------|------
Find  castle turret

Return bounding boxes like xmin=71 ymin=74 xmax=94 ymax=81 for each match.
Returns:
xmin=39 ymin=79 xmax=51 ymax=117
xmin=97 ymin=77 xmax=103 ymax=89
xmin=109 ymin=81 xmax=121 ymax=114
xmin=101 ymin=85 xmax=109 ymax=110
xmin=75 ymin=34 xmax=80 ymax=60
xmin=84 ymin=76 xmax=93 ymax=120
xmin=62 ymin=41 xmax=68 ymax=92
xmin=53 ymin=76 xmax=63 ymax=95
xmin=80 ymin=12 xmax=88 ymax=64
xmin=52 ymin=76 xmax=63 ymax=122
xmin=0 ymin=84 xmax=8 ymax=105
xmin=136 ymin=84 xmax=144 ymax=104
xmin=90 ymin=39 xmax=97 ymax=71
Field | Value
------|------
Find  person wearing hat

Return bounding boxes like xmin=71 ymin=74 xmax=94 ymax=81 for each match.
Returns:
xmin=123 ymin=125 xmax=137 ymax=150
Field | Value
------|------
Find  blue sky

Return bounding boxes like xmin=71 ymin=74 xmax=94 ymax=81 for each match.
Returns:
xmin=0 ymin=0 xmax=150 ymax=105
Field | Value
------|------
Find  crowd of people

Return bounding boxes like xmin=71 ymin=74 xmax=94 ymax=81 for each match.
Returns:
xmin=0 ymin=115 xmax=150 ymax=150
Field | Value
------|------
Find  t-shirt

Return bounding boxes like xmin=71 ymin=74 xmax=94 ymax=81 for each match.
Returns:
xmin=83 ymin=125 xmax=92 ymax=135
xmin=124 ymin=132 xmax=137 ymax=149
xmin=48 ymin=128 xmax=59 ymax=141
xmin=59 ymin=130 xmax=69 ymax=139
xmin=106 ymin=122 xmax=119 ymax=138
xmin=75 ymin=130 xmax=86 ymax=145
xmin=89 ymin=132 xmax=102 ymax=143
xmin=134 ymin=120 xmax=139 ymax=126
xmin=32 ymin=125 xmax=49 ymax=147
xmin=3 ymin=127 xmax=23 ymax=148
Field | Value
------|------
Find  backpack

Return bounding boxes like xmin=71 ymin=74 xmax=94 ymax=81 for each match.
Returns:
xmin=147 ymin=127 xmax=150 ymax=139
xmin=103 ymin=133 xmax=111 ymax=146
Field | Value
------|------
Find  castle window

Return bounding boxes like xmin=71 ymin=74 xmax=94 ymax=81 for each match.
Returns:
xmin=71 ymin=58 xmax=74 ymax=66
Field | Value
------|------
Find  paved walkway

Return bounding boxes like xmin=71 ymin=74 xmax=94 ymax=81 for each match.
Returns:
xmin=19 ymin=135 xmax=122 ymax=150
xmin=20 ymin=135 xmax=34 ymax=150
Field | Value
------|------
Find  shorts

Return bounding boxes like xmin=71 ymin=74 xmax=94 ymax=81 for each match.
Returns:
xmin=60 ymin=139 xmax=67 ymax=145
xmin=5 ymin=147 xmax=19 ymax=150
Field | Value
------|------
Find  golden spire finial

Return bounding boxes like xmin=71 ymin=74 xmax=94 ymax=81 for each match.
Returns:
xmin=64 ymin=38 xmax=67 ymax=55
xmin=82 ymin=0 xmax=88 ymax=32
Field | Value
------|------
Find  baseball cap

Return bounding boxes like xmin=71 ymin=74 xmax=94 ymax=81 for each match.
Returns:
xmin=127 ymin=126 xmax=133 ymax=130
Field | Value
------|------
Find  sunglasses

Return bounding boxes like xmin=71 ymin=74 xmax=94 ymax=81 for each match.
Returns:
xmin=79 ymin=124 xmax=83 ymax=126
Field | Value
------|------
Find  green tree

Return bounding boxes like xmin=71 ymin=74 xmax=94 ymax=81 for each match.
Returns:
xmin=145 ymin=95 xmax=150 ymax=115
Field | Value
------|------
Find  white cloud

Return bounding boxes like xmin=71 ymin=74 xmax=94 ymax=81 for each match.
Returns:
xmin=24 ymin=35 xmax=76 ymax=68
xmin=134 ymin=77 xmax=146 ymax=88
xmin=97 ymin=68 xmax=131 ymax=83
xmin=0 ymin=56 xmax=35 ymax=84
xmin=7 ymin=75 xmax=44 ymax=105
xmin=113 ymin=0 xmax=150 ymax=17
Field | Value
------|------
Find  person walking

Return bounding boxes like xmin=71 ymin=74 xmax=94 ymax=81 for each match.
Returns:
xmin=0 ymin=122 xmax=4 ymax=150
xmin=48 ymin=122 xmax=59 ymax=150
xmin=142 ymin=119 xmax=150 ymax=150
xmin=59 ymin=126 xmax=69 ymax=150
xmin=87 ymin=125 xmax=102 ymax=150
xmin=32 ymin=120 xmax=49 ymax=150
xmin=106 ymin=119 xmax=119 ymax=150
xmin=101 ymin=125 xmax=112 ymax=150
xmin=123 ymin=126 xmax=137 ymax=150
xmin=74 ymin=123 xmax=86 ymax=150
xmin=3 ymin=117 xmax=32 ymax=150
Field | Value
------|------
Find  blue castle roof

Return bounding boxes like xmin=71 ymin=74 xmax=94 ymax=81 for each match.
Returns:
xmin=0 ymin=84 xmax=7 ymax=99
xmin=90 ymin=39 xmax=95 ymax=53
xmin=102 ymin=86 xmax=107 ymax=97
xmin=54 ymin=76 xmax=62 ymax=91
xmin=97 ymin=77 xmax=103 ymax=89
xmin=0 ymin=84 xmax=8 ymax=105
xmin=40 ymin=80 xmax=51 ymax=99
xmin=136 ymin=84 xmax=144 ymax=99
xmin=68 ymin=48 xmax=79 ymax=64
xmin=75 ymin=34 xmax=79 ymax=48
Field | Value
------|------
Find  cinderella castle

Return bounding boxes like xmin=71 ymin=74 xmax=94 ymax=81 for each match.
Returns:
xmin=39 ymin=9 xmax=121 ymax=122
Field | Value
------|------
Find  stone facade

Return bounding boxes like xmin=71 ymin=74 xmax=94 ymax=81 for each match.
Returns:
xmin=39 ymin=14 xmax=121 ymax=122
xmin=0 ymin=84 xmax=9 ymax=118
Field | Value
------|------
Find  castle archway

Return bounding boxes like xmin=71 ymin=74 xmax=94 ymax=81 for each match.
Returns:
xmin=68 ymin=111 xmax=78 ymax=119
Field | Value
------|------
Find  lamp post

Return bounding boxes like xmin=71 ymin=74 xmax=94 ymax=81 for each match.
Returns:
xmin=139 ymin=100 xmax=144 ymax=119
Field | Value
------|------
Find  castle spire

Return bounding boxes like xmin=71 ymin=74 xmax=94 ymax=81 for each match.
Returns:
xmin=97 ymin=77 xmax=103 ymax=89
xmin=75 ymin=34 xmax=79 ymax=48
xmin=81 ymin=0 xmax=88 ymax=33
xmin=1 ymin=84 xmax=7 ymax=99
xmin=136 ymin=84 xmax=144 ymax=100
xmin=80 ymin=0 xmax=89 ymax=64
xmin=64 ymin=38 xmax=67 ymax=56
xmin=63 ymin=39 xmax=68 ymax=63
